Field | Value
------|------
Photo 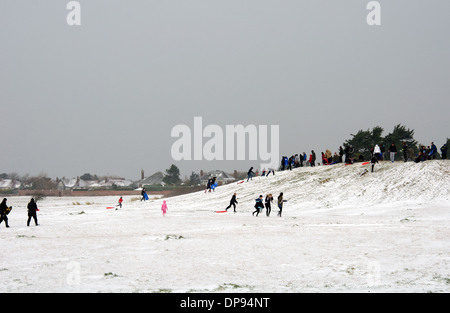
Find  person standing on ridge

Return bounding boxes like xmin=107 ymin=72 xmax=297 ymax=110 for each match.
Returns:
xmin=389 ymin=143 xmax=397 ymax=163
xmin=310 ymin=150 xmax=316 ymax=167
xmin=441 ymin=144 xmax=447 ymax=159
xmin=374 ymin=144 xmax=381 ymax=160
xmin=402 ymin=141 xmax=408 ymax=162
xmin=430 ymin=142 xmax=437 ymax=159
xmin=247 ymin=167 xmax=255 ymax=182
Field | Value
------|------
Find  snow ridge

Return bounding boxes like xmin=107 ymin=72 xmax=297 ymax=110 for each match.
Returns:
xmin=173 ymin=161 xmax=450 ymax=213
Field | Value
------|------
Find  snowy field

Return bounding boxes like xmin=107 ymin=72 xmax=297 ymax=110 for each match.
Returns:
xmin=1 ymin=161 xmax=449 ymax=293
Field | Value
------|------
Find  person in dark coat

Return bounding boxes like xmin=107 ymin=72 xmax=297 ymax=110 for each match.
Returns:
xmin=389 ymin=143 xmax=397 ymax=163
xmin=247 ymin=167 xmax=254 ymax=182
xmin=310 ymin=150 xmax=316 ymax=167
xmin=27 ymin=198 xmax=39 ymax=226
xmin=338 ymin=146 xmax=344 ymax=163
xmin=430 ymin=142 xmax=437 ymax=159
xmin=252 ymin=195 xmax=264 ymax=216
xmin=141 ymin=187 xmax=147 ymax=201
xmin=441 ymin=144 xmax=447 ymax=159
xmin=277 ymin=192 xmax=287 ymax=217
xmin=225 ymin=193 xmax=238 ymax=212
xmin=265 ymin=194 xmax=273 ymax=216
xmin=205 ymin=178 xmax=212 ymax=193
xmin=371 ymin=154 xmax=379 ymax=172
xmin=402 ymin=141 xmax=408 ymax=162
xmin=0 ymin=198 xmax=10 ymax=228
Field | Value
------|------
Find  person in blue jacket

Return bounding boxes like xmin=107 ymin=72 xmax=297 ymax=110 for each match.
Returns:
xmin=252 ymin=195 xmax=264 ymax=216
xmin=429 ymin=142 xmax=437 ymax=159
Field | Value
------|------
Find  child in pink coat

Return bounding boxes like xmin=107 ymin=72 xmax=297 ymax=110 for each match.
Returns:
xmin=161 ymin=200 xmax=168 ymax=216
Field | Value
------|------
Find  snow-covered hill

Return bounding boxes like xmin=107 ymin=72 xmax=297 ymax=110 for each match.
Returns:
xmin=175 ymin=160 xmax=450 ymax=212
xmin=1 ymin=160 xmax=449 ymax=293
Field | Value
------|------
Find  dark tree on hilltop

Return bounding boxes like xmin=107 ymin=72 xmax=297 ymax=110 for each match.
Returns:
xmin=344 ymin=124 xmax=418 ymax=160
xmin=344 ymin=126 xmax=384 ymax=160
xmin=383 ymin=124 xmax=418 ymax=158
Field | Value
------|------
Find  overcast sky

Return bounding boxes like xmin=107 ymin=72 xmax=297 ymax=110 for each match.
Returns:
xmin=1 ymin=0 xmax=449 ymax=180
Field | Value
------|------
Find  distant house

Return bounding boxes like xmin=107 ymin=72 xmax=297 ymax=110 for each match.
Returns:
xmin=57 ymin=177 xmax=133 ymax=190
xmin=0 ymin=179 xmax=21 ymax=190
xmin=199 ymin=170 xmax=235 ymax=185
xmin=138 ymin=171 xmax=165 ymax=187
xmin=89 ymin=178 xmax=133 ymax=189
xmin=58 ymin=177 xmax=89 ymax=190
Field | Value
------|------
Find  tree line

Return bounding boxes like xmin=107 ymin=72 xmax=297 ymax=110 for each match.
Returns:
xmin=343 ymin=124 xmax=449 ymax=161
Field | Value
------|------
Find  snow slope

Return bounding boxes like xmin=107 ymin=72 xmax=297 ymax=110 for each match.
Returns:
xmin=1 ymin=161 xmax=449 ymax=292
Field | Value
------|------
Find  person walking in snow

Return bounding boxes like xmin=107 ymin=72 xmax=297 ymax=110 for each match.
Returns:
xmin=277 ymin=192 xmax=287 ymax=217
xmin=371 ymin=154 xmax=379 ymax=172
xmin=27 ymin=198 xmax=39 ymax=226
xmin=247 ymin=167 xmax=255 ymax=182
xmin=265 ymin=194 xmax=273 ymax=216
xmin=117 ymin=197 xmax=123 ymax=208
xmin=205 ymin=178 xmax=212 ymax=193
xmin=225 ymin=193 xmax=238 ymax=212
xmin=374 ymin=144 xmax=381 ymax=160
xmin=141 ymin=187 xmax=147 ymax=201
xmin=252 ymin=195 xmax=264 ymax=216
xmin=0 ymin=198 xmax=10 ymax=228
xmin=389 ymin=143 xmax=397 ymax=163
xmin=161 ymin=200 xmax=168 ymax=216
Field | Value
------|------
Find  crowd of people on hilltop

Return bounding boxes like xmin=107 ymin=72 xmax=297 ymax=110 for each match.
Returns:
xmin=279 ymin=141 xmax=448 ymax=170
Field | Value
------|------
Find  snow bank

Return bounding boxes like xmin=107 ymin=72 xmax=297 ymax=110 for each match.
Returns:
xmin=174 ymin=160 xmax=450 ymax=212
xmin=0 ymin=161 xmax=449 ymax=293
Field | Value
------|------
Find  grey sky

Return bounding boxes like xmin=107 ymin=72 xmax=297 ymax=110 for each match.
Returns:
xmin=1 ymin=0 xmax=449 ymax=180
